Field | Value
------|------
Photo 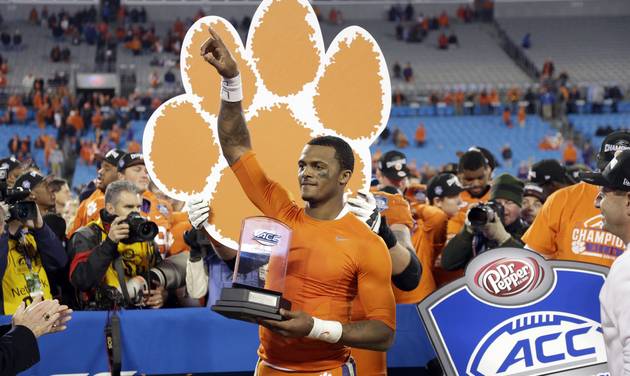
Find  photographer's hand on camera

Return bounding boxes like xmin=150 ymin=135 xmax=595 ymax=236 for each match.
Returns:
xmin=107 ymin=217 xmax=130 ymax=243
xmin=22 ymin=203 xmax=43 ymax=230
xmin=143 ymin=285 xmax=166 ymax=309
xmin=481 ymin=214 xmax=511 ymax=245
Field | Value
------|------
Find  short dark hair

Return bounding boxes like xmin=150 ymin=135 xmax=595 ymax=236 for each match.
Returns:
xmin=458 ymin=150 xmax=488 ymax=173
xmin=307 ymin=136 xmax=354 ymax=173
xmin=48 ymin=178 xmax=68 ymax=193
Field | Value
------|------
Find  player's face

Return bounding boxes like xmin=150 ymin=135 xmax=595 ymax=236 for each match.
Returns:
xmin=121 ymin=165 xmax=150 ymax=193
xmin=459 ymin=167 xmax=489 ymax=197
xmin=298 ymin=145 xmax=349 ymax=204
xmin=97 ymin=161 xmax=119 ymax=191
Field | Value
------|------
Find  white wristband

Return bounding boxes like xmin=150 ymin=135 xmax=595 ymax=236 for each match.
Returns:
xmin=307 ymin=317 xmax=343 ymax=343
xmin=221 ymin=74 xmax=243 ymax=102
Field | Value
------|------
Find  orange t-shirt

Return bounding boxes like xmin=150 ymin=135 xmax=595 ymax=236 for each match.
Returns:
xmin=68 ymin=189 xmax=105 ymax=236
xmin=232 ymin=151 xmax=396 ymax=371
xmin=522 ymin=182 xmax=625 ymax=266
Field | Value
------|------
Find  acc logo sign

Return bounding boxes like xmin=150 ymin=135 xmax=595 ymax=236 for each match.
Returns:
xmin=467 ymin=311 xmax=606 ymax=376
xmin=466 ymin=248 xmax=554 ymax=306
xmin=253 ymin=230 xmax=281 ymax=246
xmin=474 ymin=257 xmax=545 ymax=298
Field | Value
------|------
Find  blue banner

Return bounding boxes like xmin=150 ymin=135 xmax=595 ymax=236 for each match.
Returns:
xmin=1 ymin=304 xmax=435 ymax=375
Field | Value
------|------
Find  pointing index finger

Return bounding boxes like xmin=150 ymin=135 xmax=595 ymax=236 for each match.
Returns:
xmin=207 ymin=27 xmax=224 ymax=47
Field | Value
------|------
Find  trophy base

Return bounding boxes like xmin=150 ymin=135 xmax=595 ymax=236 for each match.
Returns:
xmin=211 ymin=285 xmax=291 ymax=322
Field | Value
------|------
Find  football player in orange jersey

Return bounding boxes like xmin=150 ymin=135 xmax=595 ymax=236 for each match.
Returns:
xmin=188 ymin=27 xmax=399 ymax=375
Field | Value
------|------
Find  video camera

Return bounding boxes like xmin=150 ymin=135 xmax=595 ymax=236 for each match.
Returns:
xmin=467 ymin=200 xmax=505 ymax=232
xmin=0 ymin=166 xmax=38 ymax=221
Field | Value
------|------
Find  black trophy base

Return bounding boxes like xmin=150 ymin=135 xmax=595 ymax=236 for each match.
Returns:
xmin=211 ymin=284 xmax=291 ymax=322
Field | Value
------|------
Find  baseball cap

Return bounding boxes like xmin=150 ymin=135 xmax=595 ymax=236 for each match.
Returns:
xmin=0 ymin=156 xmax=22 ymax=173
xmin=102 ymin=148 xmax=126 ymax=167
xmin=581 ymin=150 xmax=630 ymax=191
xmin=427 ymin=173 xmax=464 ymax=202
xmin=528 ymin=159 xmax=571 ymax=185
xmin=523 ymin=183 xmax=546 ymax=203
xmin=118 ymin=152 xmax=145 ymax=172
xmin=597 ymin=130 xmax=630 ymax=170
xmin=14 ymin=170 xmax=45 ymax=190
xmin=378 ymin=151 xmax=409 ymax=181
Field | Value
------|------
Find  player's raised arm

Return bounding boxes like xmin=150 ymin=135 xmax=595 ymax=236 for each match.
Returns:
xmin=200 ymin=27 xmax=251 ymax=166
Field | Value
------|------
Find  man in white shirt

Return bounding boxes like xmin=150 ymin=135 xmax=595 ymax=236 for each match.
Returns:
xmin=580 ymin=149 xmax=630 ymax=376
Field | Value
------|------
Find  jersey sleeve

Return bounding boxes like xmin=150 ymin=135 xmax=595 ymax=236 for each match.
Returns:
xmin=231 ymin=151 xmax=296 ymax=219
xmin=356 ymin=236 xmax=396 ymax=330
xmin=521 ymin=189 xmax=564 ymax=257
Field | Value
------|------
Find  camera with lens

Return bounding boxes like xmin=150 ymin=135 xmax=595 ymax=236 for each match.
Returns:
xmin=121 ymin=212 xmax=159 ymax=244
xmin=467 ymin=200 xmax=505 ymax=232
xmin=0 ymin=166 xmax=37 ymax=222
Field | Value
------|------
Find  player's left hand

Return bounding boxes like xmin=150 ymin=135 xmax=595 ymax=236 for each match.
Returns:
xmin=347 ymin=190 xmax=381 ymax=232
xmin=258 ymin=309 xmax=314 ymax=338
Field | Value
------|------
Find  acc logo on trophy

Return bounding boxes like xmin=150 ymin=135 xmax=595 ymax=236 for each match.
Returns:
xmin=253 ymin=230 xmax=281 ymax=246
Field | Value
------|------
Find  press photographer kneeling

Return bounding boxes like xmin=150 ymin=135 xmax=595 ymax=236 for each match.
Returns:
xmin=441 ymin=174 xmax=527 ymax=271
xmin=68 ymin=180 xmax=175 ymax=310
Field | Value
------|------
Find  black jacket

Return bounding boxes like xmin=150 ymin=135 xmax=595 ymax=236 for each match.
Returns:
xmin=441 ymin=218 xmax=528 ymax=271
xmin=0 ymin=324 xmax=39 ymax=374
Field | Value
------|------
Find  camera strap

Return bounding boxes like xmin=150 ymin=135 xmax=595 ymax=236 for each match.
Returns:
xmin=113 ymin=257 xmax=131 ymax=305
xmin=105 ymin=309 xmax=122 ymax=376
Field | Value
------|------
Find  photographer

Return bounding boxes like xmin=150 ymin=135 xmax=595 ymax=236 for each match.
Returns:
xmin=441 ymin=174 xmax=527 ymax=271
xmin=0 ymin=185 xmax=67 ymax=314
xmin=68 ymin=180 xmax=167 ymax=310
xmin=118 ymin=153 xmax=171 ymax=255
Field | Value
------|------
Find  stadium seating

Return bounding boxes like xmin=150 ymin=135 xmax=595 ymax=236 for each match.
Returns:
xmin=498 ymin=16 xmax=630 ymax=84
xmin=320 ymin=20 xmax=533 ymax=90
xmin=3 ymin=22 xmax=96 ymax=89
xmin=372 ymin=114 xmax=562 ymax=176
xmin=568 ymin=113 xmax=630 ymax=149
